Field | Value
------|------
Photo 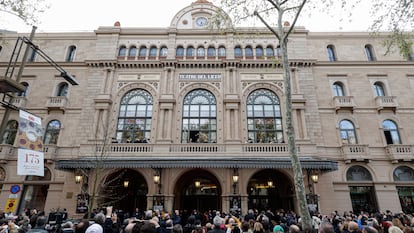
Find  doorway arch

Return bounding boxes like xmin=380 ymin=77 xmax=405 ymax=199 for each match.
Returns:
xmin=174 ymin=169 xmax=221 ymax=213
xmin=247 ymin=169 xmax=294 ymax=211
xmin=99 ymin=169 xmax=148 ymax=215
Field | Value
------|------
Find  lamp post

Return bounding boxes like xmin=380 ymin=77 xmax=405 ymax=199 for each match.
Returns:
xmin=306 ymin=170 xmax=319 ymax=211
xmin=232 ymin=168 xmax=239 ymax=194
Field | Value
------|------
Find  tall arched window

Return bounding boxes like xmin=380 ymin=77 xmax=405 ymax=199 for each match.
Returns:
xmin=218 ymin=46 xmax=226 ymax=58
xmin=182 ymin=89 xmax=217 ymax=143
xmin=176 ymin=46 xmax=184 ymax=57
xmin=186 ymin=46 xmax=195 ymax=58
xmin=207 ymin=47 xmax=216 ymax=57
xmin=365 ymin=44 xmax=376 ymax=61
xmin=1 ymin=120 xmax=18 ymax=145
xmin=66 ymin=45 xmax=76 ymax=62
xmin=340 ymin=120 xmax=357 ymax=144
xmin=197 ymin=46 xmax=205 ymax=57
xmin=393 ymin=166 xmax=414 ymax=214
xmin=382 ymin=120 xmax=401 ymax=144
xmin=234 ymin=46 xmax=242 ymax=58
xmin=56 ymin=83 xmax=69 ymax=97
xmin=332 ymin=82 xmax=345 ymax=96
xmin=346 ymin=165 xmax=378 ymax=214
xmin=116 ymin=89 xmax=153 ymax=143
xmin=159 ymin=46 xmax=168 ymax=58
xmin=139 ymin=46 xmax=147 ymax=58
xmin=374 ymin=82 xmax=385 ymax=96
xmin=44 ymin=120 xmax=61 ymax=144
xmin=327 ymin=45 xmax=337 ymax=61
xmin=18 ymin=82 xmax=29 ymax=97
xmin=245 ymin=46 xmax=253 ymax=57
xmin=247 ymin=89 xmax=283 ymax=143
xmin=256 ymin=46 xmax=264 ymax=58
xmin=118 ymin=46 xmax=127 ymax=57
xmin=128 ymin=46 xmax=137 ymax=57
xmin=266 ymin=46 xmax=274 ymax=57
xmin=149 ymin=46 xmax=157 ymax=58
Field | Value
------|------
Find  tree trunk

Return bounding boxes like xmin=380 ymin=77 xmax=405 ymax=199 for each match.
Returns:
xmin=280 ymin=39 xmax=312 ymax=231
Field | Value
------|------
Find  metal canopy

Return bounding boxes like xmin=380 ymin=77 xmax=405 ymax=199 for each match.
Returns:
xmin=55 ymin=157 xmax=338 ymax=171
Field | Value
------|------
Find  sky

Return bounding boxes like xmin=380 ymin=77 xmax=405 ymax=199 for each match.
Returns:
xmin=2 ymin=0 xmax=373 ymax=33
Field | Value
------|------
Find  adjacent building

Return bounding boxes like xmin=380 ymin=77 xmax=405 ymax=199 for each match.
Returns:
xmin=0 ymin=0 xmax=413 ymax=217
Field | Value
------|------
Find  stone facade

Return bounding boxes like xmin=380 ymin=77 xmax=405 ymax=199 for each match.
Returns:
xmin=0 ymin=1 xmax=413 ymax=218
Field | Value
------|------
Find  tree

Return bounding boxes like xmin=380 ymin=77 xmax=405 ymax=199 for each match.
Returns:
xmin=216 ymin=0 xmax=312 ymax=230
xmin=0 ymin=0 xmax=49 ymax=27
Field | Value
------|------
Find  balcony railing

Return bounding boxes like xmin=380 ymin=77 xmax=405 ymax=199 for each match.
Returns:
xmin=375 ymin=96 xmax=398 ymax=112
xmin=341 ymin=144 xmax=369 ymax=163
xmin=333 ymin=96 xmax=355 ymax=112
xmin=386 ymin=144 xmax=414 ymax=163
xmin=46 ymin=96 xmax=68 ymax=113
xmin=10 ymin=96 xmax=27 ymax=108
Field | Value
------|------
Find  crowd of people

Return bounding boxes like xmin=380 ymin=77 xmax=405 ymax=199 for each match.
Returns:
xmin=0 ymin=208 xmax=413 ymax=233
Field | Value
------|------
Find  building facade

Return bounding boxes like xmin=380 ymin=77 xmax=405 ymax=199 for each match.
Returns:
xmin=0 ymin=0 xmax=413 ymax=217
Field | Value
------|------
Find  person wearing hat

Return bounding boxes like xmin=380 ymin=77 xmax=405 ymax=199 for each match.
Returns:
xmin=273 ymin=225 xmax=284 ymax=233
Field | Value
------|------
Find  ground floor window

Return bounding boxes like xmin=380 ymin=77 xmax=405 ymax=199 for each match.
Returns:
xmin=18 ymin=184 xmax=49 ymax=213
xmin=397 ymin=186 xmax=414 ymax=214
xmin=349 ymin=186 xmax=378 ymax=214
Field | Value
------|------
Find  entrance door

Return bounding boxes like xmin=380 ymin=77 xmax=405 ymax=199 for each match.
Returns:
xmin=247 ymin=169 xmax=294 ymax=211
xmin=349 ymin=186 xmax=378 ymax=213
xmin=100 ymin=169 xmax=148 ymax=216
xmin=174 ymin=169 xmax=221 ymax=213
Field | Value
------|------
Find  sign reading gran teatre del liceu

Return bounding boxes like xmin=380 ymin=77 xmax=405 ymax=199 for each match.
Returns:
xmin=179 ymin=74 xmax=221 ymax=80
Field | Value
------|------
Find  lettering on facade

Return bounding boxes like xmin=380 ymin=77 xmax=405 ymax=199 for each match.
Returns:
xmin=179 ymin=74 xmax=222 ymax=81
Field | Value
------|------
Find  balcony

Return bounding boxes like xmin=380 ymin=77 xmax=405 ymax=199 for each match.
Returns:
xmin=333 ymin=96 xmax=355 ymax=113
xmin=10 ymin=96 xmax=27 ymax=109
xmin=375 ymin=96 xmax=398 ymax=113
xmin=79 ymin=143 xmax=316 ymax=159
xmin=386 ymin=144 xmax=414 ymax=163
xmin=341 ymin=144 xmax=370 ymax=163
xmin=46 ymin=96 xmax=68 ymax=113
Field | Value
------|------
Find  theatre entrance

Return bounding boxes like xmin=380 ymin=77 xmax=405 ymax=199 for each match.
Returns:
xmin=248 ymin=169 xmax=295 ymax=211
xmin=174 ymin=169 xmax=221 ymax=212
xmin=99 ymin=169 xmax=148 ymax=215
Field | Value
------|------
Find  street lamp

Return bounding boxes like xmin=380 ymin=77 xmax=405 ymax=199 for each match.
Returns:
xmin=153 ymin=168 xmax=161 ymax=194
xmin=195 ymin=180 xmax=201 ymax=188
xmin=232 ymin=168 xmax=239 ymax=194
xmin=75 ymin=172 xmax=83 ymax=184
xmin=123 ymin=179 xmax=129 ymax=188
xmin=267 ymin=180 xmax=273 ymax=188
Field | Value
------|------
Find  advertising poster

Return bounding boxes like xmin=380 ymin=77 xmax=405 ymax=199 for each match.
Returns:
xmin=17 ymin=110 xmax=44 ymax=176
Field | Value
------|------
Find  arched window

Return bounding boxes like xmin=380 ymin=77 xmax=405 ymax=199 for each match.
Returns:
xmin=176 ymin=46 xmax=184 ymax=57
xmin=118 ymin=46 xmax=127 ymax=57
xmin=182 ymin=89 xmax=217 ymax=143
xmin=265 ymin=46 xmax=274 ymax=58
xmin=374 ymin=82 xmax=385 ymax=96
xmin=139 ymin=46 xmax=147 ymax=57
xmin=234 ymin=46 xmax=242 ymax=58
xmin=197 ymin=46 xmax=205 ymax=57
xmin=149 ymin=46 xmax=157 ymax=58
xmin=128 ymin=46 xmax=137 ymax=57
xmin=207 ymin=47 xmax=216 ymax=57
xmin=365 ymin=44 xmax=376 ymax=61
xmin=247 ymin=89 xmax=283 ymax=143
xmin=245 ymin=46 xmax=253 ymax=57
xmin=186 ymin=46 xmax=195 ymax=58
xmin=332 ymin=82 xmax=345 ymax=96
xmin=18 ymin=82 xmax=29 ymax=97
xmin=66 ymin=45 xmax=76 ymax=62
xmin=1 ymin=120 xmax=18 ymax=145
xmin=44 ymin=120 xmax=61 ymax=144
xmin=116 ymin=89 xmax=153 ymax=143
xmin=393 ymin=166 xmax=414 ymax=181
xmin=382 ymin=120 xmax=401 ymax=144
xmin=256 ymin=46 xmax=264 ymax=58
xmin=159 ymin=46 xmax=168 ymax=58
xmin=327 ymin=45 xmax=337 ymax=61
xmin=346 ymin=166 xmax=372 ymax=181
xmin=56 ymin=83 xmax=69 ymax=97
xmin=339 ymin=120 xmax=357 ymax=144
xmin=218 ymin=46 xmax=226 ymax=57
